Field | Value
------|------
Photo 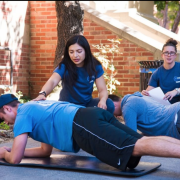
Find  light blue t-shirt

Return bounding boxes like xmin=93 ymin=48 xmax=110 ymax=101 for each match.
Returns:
xmin=121 ymin=92 xmax=180 ymax=139
xmin=148 ymin=62 xmax=180 ymax=104
xmin=13 ymin=100 xmax=84 ymax=152
xmin=54 ymin=64 xmax=104 ymax=106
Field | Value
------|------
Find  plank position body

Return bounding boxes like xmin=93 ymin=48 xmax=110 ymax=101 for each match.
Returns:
xmin=1 ymin=94 xmax=180 ymax=171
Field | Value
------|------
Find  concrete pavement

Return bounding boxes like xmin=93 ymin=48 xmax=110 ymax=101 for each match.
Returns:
xmin=0 ymin=138 xmax=180 ymax=180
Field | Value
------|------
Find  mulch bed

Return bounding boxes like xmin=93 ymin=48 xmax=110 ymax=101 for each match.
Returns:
xmin=0 ymin=126 xmax=14 ymax=144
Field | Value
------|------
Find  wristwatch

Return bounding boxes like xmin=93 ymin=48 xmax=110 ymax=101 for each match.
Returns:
xmin=39 ymin=91 xmax=46 ymax=97
xmin=175 ymin=88 xmax=180 ymax=95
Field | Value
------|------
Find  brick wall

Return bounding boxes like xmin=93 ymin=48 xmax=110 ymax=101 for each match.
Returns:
xmin=83 ymin=19 xmax=154 ymax=96
xmin=0 ymin=1 xmax=30 ymax=96
xmin=29 ymin=1 xmax=57 ymax=98
xmin=0 ymin=49 xmax=11 ymax=94
xmin=29 ymin=1 xmax=154 ymax=98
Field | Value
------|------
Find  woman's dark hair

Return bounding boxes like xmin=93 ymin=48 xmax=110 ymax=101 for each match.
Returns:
xmin=58 ymin=35 xmax=101 ymax=85
xmin=162 ymin=38 xmax=178 ymax=52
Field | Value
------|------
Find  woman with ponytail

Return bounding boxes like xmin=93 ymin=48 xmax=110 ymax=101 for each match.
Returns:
xmin=142 ymin=38 xmax=180 ymax=104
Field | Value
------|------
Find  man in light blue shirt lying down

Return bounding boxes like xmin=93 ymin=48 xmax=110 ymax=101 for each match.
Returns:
xmin=1 ymin=94 xmax=180 ymax=171
xmin=109 ymin=92 xmax=180 ymax=139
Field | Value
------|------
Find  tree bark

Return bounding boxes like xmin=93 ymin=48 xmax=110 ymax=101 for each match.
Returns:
xmin=163 ymin=1 xmax=168 ymax=28
xmin=54 ymin=1 xmax=84 ymax=67
xmin=171 ymin=2 xmax=180 ymax=33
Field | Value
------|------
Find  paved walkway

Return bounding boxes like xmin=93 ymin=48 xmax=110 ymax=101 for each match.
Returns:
xmin=0 ymin=138 xmax=180 ymax=180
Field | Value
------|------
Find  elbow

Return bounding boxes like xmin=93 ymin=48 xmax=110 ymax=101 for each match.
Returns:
xmin=10 ymin=158 xmax=22 ymax=164
xmin=45 ymin=153 xmax=51 ymax=158
xmin=41 ymin=153 xmax=51 ymax=158
xmin=42 ymin=150 xmax=52 ymax=158
xmin=44 ymin=150 xmax=52 ymax=157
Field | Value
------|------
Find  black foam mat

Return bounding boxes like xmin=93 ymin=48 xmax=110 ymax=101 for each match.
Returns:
xmin=0 ymin=154 xmax=161 ymax=177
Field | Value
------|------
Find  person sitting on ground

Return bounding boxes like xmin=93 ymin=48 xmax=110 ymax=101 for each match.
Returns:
xmin=108 ymin=93 xmax=180 ymax=139
xmin=141 ymin=38 xmax=180 ymax=104
xmin=33 ymin=35 xmax=114 ymax=113
xmin=1 ymin=94 xmax=180 ymax=171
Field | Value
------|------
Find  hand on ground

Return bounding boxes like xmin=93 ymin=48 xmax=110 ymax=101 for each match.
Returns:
xmin=0 ymin=146 xmax=9 ymax=159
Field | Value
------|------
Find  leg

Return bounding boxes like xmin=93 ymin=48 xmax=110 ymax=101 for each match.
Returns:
xmin=73 ymin=107 xmax=142 ymax=171
xmin=86 ymin=98 xmax=115 ymax=114
xmin=133 ymin=136 xmax=180 ymax=158
xmin=156 ymin=136 xmax=180 ymax=145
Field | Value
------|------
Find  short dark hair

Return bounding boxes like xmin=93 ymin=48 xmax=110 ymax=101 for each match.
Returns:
xmin=108 ymin=94 xmax=121 ymax=102
xmin=162 ymin=38 xmax=178 ymax=52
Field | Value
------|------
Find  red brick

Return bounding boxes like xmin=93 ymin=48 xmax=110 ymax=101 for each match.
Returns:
xmin=47 ymin=16 xmax=56 ymax=19
xmin=41 ymin=28 xmax=52 ymax=32
xmin=41 ymin=37 xmax=51 ymax=40
xmin=41 ymin=3 xmax=52 ymax=7
xmin=83 ymin=32 xmax=89 ymax=35
xmin=41 ymin=12 xmax=51 ymax=15
xmin=95 ymin=27 xmax=105 ymax=30
xmin=136 ymin=47 xmax=146 ymax=51
xmin=124 ymin=48 xmax=135 ymax=52
xmin=46 ymin=24 xmax=56 ymax=28
xmin=88 ymin=40 xmax=100 ymax=44
xmin=36 ymin=24 xmax=46 ymax=28
xmin=101 ymin=31 xmax=112 ymax=35
xmin=85 ymin=36 xmax=94 ymax=40
xmin=31 ymin=20 xmax=41 ymax=24
xmin=36 ymin=41 xmax=45 ymax=44
xmin=142 ymin=52 xmax=154 ymax=56
xmin=47 ymin=7 xmax=56 ymax=11
xmin=41 ymin=20 xmax=51 ymax=23
xmin=148 ymin=57 xmax=154 ymax=60
xmin=130 ymin=52 xmax=141 ymax=56
xmin=35 ymin=8 xmax=46 ymax=11
xmin=36 ymin=33 xmax=46 ymax=36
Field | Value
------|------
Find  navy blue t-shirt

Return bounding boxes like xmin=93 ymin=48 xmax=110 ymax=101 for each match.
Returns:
xmin=148 ymin=62 xmax=180 ymax=104
xmin=54 ymin=64 xmax=104 ymax=106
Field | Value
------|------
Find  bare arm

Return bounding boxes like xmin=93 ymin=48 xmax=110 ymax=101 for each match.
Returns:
xmin=95 ymin=75 xmax=108 ymax=110
xmin=141 ymin=86 xmax=155 ymax=96
xmin=33 ymin=73 xmax=62 ymax=101
xmin=163 ymin=89 xmax=178 ymax=101
xmin=0 ymin=133 xmax=53 ymax=164
xmin=0 ymin=133 xmax=28 ymax=164
xmin=24 ymin=143 xmax=53 ymax=158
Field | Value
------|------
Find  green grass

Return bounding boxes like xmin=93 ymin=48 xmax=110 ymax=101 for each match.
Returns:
xmin=0 ymin=122 xmax=10 ymax=130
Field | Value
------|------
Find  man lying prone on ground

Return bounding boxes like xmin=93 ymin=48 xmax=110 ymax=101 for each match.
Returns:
xmin=109 ymin=92 xmax=180 ymax=139
xmin=1 ymin=94 xmax=180 ymax=171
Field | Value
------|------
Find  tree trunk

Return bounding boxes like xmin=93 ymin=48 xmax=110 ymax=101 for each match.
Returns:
xmin=54 ymin=1 xmax=84 ymax=68
xmin=171 ymin=3 xmax=180 ymax=33
xmin=163 ymin=1 xmax=168 ymax=28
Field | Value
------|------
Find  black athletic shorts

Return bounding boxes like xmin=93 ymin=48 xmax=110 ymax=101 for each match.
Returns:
xmin=73 ymin=107 xmax=143 ymax=171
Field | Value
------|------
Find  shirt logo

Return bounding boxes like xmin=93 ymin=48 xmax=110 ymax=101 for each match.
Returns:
xmin=117 ymin=159 xmax=121 ymax=166
xmin=87 ymin=75 xmax=95 ymax=83
xmin=174 ymin=76 xmax=180 ymax=83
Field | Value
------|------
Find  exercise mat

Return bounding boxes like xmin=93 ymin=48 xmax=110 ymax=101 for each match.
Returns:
xmin=0 ymin=154 xmax=161 ymax=177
